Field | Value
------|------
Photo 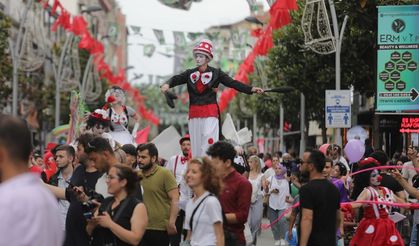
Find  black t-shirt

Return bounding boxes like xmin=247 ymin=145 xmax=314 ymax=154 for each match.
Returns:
xmin=380 ymin=172 xmax=404 ymax=193
xmin=299 ymin=179 xmax=340 ymax=246
xmin=91 ymin=196 xmax=141 ymax=246
xmin=64 ymin=166 xmax=103 ymax=246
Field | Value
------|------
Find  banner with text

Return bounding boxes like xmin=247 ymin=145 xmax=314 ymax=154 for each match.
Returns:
xmin=376 ymin=5 xmax=419 ymax=112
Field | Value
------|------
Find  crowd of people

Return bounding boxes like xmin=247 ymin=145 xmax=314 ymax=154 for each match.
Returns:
xmin=1 ymin=39 xmax=419 ymax=246
xmin=2 ymin=112 xmax=419 ymax=246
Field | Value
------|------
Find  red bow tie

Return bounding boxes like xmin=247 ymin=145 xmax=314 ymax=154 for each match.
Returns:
xmin=180 ymin=156 xmax=189 ymax=163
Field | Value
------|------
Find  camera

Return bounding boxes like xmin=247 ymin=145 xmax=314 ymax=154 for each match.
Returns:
xmin=81 ymin=190 xmax=104 ymax=219
xmin=82 ymin=200 xmax=98 ymax=220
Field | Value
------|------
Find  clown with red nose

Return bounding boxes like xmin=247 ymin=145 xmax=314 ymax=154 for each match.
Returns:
xmin=161 ymin=39 xmax=263 ymax=157
xmin=346 ymin=158 xmax=404 ymax=246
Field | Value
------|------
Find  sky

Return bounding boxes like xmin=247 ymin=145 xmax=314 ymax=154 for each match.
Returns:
xmin=116 ymin=0 xmax=269 ymax=85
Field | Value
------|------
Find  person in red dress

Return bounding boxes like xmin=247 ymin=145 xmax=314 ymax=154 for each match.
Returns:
xmin=348 ymin=162 xmax=404 ymax=246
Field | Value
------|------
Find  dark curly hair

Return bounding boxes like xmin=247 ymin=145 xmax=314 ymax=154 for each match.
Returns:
xmin=206 ymin=141 xmax=235 ymax=165
xmin=189 ymin=157 xmax=222 ymax=196
xmin=86 ymin=115 xmax=111 ymax=130
xmin=350 ymin=162 xmax=377 ymax=200
xmin=334 ymin=162 xmax=347 ymax=177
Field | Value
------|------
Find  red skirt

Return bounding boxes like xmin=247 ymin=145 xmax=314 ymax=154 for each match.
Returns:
xmin=350 ymin=215 xmax=403 ymax=246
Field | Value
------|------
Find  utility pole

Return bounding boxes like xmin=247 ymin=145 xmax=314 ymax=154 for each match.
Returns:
xmin=328 ymin=0 xmax=348 ymax=146
xmin=299 ymin=93 xmax=306 ymax=158
xmin=279 ymin=103 xmax=284 ymax=152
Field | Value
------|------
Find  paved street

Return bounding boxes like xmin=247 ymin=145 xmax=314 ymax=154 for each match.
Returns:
xmin=257 ymin=218 xmax=275 ymax=246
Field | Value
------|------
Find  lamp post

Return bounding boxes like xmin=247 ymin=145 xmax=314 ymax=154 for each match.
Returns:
xmin=328 ymin=0 xmax=348 ymax=146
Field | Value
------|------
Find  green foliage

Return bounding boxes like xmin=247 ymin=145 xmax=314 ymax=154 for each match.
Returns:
xmin=0 ymin=12 xmax=12 ymax=106
xmin=240 ymin=0 xmax=410 ymax=131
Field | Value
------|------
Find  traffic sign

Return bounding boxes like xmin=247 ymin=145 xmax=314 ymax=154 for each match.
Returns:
xmin=325 ymin=90 xmax=351 ymax=128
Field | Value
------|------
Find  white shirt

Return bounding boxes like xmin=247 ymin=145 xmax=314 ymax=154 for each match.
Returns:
xmin=95 ymin=173 xmax=111 ymax=198
xmin=0 ymin=173 xmax=64 ymax=246
xmin=402 ymin=161 xmax=417 ymax=184
xmin=57 ymin=172 xmax=71 ymax=232
xmin=249 ymin=173 xmax=264 ymax=203
xmin=165 ymin=154 xmax=188 ymax=185
xmin=184 ymin=192 xmax=223 ymax=246
xmin=267 ymin=176 xmax=290 ymax=210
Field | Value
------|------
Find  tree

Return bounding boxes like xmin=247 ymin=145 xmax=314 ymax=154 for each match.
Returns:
xmin=241 ymin=0 xmax=410 ymax=144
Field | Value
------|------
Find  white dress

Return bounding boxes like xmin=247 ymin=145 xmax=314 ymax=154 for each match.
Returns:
xmin=107 ymin=106 xmax=136 ymax=145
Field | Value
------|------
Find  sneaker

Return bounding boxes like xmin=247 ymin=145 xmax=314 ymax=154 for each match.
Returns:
xmin=274 ymin=240 xmax=281 ymax=246
xmin=279 ymin=239 xmax=289 ymax=246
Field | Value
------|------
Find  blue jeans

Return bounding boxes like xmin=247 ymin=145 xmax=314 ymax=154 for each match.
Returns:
xmin=411 ymin=224 xmax=418 ymax=246
xmin=268 ymin=206 xmax=288 ymax=241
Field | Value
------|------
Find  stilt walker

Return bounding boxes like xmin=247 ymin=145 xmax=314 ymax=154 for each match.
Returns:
xmin=103 ymin=86 xmax=139 ymax=145
xmin=161 ymin=39 xmax=263 ymax=157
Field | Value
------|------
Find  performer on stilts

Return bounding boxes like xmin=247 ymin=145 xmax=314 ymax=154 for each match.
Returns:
xmin=160 ymin=39 xmax=263 ymax=157
xmin=103 ymin=86 xmax=139 ymax=145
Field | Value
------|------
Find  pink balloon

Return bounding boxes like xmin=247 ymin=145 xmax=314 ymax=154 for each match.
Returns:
xmin=344 ymin=139 xmax=365 ymax=163
xmin=319 ymin=143 xmax=330 ymax=155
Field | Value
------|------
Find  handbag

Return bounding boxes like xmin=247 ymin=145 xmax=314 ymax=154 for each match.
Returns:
xmin=243 ymin=222 xmax=253 ymax=246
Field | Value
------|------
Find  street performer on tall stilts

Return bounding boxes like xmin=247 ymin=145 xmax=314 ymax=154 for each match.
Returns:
xmin=160 ymin=39 xmax=264 ymax=157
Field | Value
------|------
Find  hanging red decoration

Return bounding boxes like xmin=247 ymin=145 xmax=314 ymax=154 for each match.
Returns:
xmin=218 ymin=0 xmax=297 ymax=112
xmin=51 ymin=10 xmax=71 ymax=31
xmin=71 ymin=16 xmax=88 ymax=36
xmin=41 ymin=0 xmax=160 ymax=125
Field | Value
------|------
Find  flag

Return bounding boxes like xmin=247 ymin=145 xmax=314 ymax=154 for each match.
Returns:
xmin=143 ymin=44 xmax=156 ymax=57
xmin=187 ymin=32 xmax=203 ymax=41
xmin=130 ymin=25 xmax=142 ymax=35
xmin=151 ymin=126 xmax=182 ymax=160
xmin=135 ymin=125 xmax=150 ymax=144
xmin=153 ymin=29 xmax=166 ymax=45
xmin=246 ymin=0 xmax=259 ymax=13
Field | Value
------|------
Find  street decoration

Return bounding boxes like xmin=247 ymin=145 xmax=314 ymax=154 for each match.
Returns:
xmin=58 ymin=36 xmax=82 ymax=93
xmin=301 ymin=0 xmax=336 ymax=54
xmin=157 ymin=0 xmax=202 ymax=10
xmin=343 ymin=139 xmax=365 ymax=163
xmin=376 ymin=5 xmax=419 ymax=112
xmin=218 ymin=0 xmax=298 ymax=112
xmin=36 ymin=0 xmax=160 ymax=125
xmin=67 ymin=91 xmax=88 ymax=144
xmin=19 ymin=3 xmax=48 ymax=72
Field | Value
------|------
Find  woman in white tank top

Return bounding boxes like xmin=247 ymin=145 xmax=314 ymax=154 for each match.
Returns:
xmin=247 ymin=155 xmax=266 ymax=245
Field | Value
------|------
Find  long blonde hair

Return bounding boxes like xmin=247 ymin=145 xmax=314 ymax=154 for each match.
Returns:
xmin=248 ymin=155 xmax=261 ymax=173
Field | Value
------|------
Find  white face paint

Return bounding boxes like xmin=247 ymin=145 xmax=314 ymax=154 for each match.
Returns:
xmin=111 ymin=89 xmax=126 ymax=104
xmin=370 ymin=169 xmax=381 ymax=186
xmin=194 ymin=53 xmax=209 ymax=66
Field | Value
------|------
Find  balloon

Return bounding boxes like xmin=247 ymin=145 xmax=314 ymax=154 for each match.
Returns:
xmin=319 ymin=143 xmax=330 ymax=155
xmin=344 ymin=139 xmax=365 ymax=163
